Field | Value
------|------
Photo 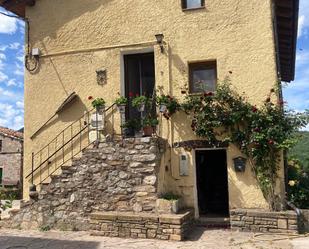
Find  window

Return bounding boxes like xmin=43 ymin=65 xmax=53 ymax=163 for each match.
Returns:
xmin=189 ymin=61 xmax=217 ymax=93
xmin=0 ymin=140 xmax=2 ymax=152
xmin=182 ymin=0 xmax=205 ymax=9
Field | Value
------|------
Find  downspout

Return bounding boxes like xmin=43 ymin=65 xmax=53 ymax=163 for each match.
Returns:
xmin=286 ymin=200 xmax=304 ymax=233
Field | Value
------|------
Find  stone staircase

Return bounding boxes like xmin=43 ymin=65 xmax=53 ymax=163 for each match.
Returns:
xmin=0 ymin=137 xmax=165 ymax=231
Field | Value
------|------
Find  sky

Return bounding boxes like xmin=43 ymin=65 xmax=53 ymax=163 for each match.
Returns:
xmin=0 ymin=2 xmax=309 ymax=131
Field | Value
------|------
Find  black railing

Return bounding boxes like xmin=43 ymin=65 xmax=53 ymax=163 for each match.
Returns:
xmin=26 ymin=104 xmax=117 ymax=186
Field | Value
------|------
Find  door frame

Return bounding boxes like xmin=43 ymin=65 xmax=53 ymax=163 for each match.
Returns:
xmin=193 ymin=148 xmax=229 ymax=218
xmin=120 ymin=48 xmax=155 ymax=99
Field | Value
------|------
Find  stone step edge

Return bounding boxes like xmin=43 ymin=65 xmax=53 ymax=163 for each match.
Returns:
xmin=90 ymin=210 xmax=194 ymax=225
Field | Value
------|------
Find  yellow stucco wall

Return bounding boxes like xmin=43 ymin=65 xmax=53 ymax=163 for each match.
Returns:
xmin=23 ymin=0 xmax=284 ymax=211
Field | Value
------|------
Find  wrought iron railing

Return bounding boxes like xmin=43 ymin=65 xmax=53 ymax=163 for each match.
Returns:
xmin=26 ymin=104 xmax=117 ymax=186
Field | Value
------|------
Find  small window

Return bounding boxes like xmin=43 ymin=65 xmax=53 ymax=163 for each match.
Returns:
xmin=182 ymin=0 xmax=205 ymax=9
xmin=0 ymin=140 xmax=2 ymax=152
xmin=189 ymin=61 xmax=217 ymax=93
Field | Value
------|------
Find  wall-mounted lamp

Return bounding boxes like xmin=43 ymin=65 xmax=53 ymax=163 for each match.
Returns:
xmin=155 ymin=34 xmax=165 ymax=53
xmin=233 ymin=156 xmax=247 ymax=172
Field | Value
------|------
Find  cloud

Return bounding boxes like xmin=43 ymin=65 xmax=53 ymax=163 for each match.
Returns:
xmin=0 ymin=102 xmax=24 ymax=130
xmin=14 ymin=62 xmax=24 ymax=76
xmin=298 ymin=15 xmax=305 ymax=38
xmin=0 ymin=71 xmax=8 ymax=82
xmin=0 ymin=12 xmax=18 ymax=34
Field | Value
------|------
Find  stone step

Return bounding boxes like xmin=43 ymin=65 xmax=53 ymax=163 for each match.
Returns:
xmin=196 ymin=216 xmax=231 ymax=228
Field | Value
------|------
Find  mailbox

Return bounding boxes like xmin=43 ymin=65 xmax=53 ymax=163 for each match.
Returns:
xmin=233 ymin=156 xmax=247 ymax=172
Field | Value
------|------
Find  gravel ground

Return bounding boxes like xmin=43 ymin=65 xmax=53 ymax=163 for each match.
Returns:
xmin=0 ymin=228 xmax=308 ymax=249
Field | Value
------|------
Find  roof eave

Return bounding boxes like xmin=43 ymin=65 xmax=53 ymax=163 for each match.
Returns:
xmin=0 ymin=0 xmax=35 ymax=18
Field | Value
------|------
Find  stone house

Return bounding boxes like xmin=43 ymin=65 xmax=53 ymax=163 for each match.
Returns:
xmin=0 ymin=127 xmax=23 ymax=187
xmin=0 ymin=0 xmax=301 ymax=239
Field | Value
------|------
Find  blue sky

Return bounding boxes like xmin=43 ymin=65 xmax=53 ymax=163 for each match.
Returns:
xmin=0 ymin=2 xmax=309 ymax=130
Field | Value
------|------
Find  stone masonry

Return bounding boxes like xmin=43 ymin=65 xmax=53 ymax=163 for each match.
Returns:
xmin=0 ymin=137 xmax=165 ymax=231
xmin=230 ymin=209 xmax=299 ymax=234
xmin=0 ymin=127 xmax=23 ymax=187
xmin=90 ymin=211 xmax=193 ymax=241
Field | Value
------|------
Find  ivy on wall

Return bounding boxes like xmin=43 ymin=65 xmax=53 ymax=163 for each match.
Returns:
xmin=170 ymin=79 xmax=309 ymax=210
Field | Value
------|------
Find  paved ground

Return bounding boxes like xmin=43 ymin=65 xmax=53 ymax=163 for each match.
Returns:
xmin=0 ymin=228 xmax=308 ymax=249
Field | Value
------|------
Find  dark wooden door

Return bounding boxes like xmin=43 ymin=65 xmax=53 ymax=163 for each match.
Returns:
xmin=196 ymin=150 xmax=229 ymax=216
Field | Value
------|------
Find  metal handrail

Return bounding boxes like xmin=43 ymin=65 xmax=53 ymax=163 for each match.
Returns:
xmin=27 ymin=103 xmax=116 ymax=185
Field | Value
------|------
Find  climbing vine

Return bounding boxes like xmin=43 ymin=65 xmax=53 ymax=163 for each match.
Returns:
xmin=180 ymin=80 xmax=309 ymax=210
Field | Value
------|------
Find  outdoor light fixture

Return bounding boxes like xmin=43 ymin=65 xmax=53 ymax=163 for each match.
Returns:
xmin=233 ymin=156 xmax=247 ymax=172
xmin=155 ymin=34 xmax=164 ymax=53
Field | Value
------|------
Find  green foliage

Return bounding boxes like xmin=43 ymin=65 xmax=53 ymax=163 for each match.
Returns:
xmin=132 ymin=95 xmax=150 ymax=109
xmin=287 ymin=158 xmax=309 ymax=208
xmin=160 ymin=193 xmax=180 ymax=201
xmin=289 ymin=131 xmax=309 ymax=170
xmin=156 ymin=94 xmax=180 ymax=119
xmin=142 ymin=117 xmax=159 ymax=128
xmin=115 ymin=96 xmax=128 ymax=105
xmin=91 ymin=98 xmax=106 ymax=109
xmin=181 ymin=79 xmax=309 ymax=209
xmin=121 ymin=119 xmax=142 ymax=131
xmin=39 ymin=225 xmax=51 ymax=232
xmin=0 ymin=187 xmax=20 ymax=201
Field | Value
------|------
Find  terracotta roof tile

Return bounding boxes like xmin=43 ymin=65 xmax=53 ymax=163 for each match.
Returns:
xmin=0 ymin=126 xmax=23 ymax=139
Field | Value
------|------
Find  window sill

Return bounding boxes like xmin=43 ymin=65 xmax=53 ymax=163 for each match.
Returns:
xmin=182 ymin=6 xmax=205 ymax=12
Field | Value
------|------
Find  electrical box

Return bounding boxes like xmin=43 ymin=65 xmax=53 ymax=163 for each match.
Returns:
xmin=179 ymin=154 xmax=189 ymax=176
xmin=31 ymin=48 xmax=40 ymax=57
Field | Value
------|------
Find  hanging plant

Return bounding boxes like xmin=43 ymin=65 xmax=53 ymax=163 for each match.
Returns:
xmin=156 ymin=94 xmax=180 ymax=119
xmin=181 ymin=79 xmax=309 ymax=210
xmin=132 ymin=95 xmax=150 ymax=112
xmin=91 ymin=98 xmax=106 ymax=111
xmin=115 ymin=96 xmax=128 ymax=113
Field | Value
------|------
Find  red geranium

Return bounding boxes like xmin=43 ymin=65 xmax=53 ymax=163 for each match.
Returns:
xmin=129 ymin=92 xmax=134 ymax=97
xmin=88 ymin=96 xmax=93 ymax=100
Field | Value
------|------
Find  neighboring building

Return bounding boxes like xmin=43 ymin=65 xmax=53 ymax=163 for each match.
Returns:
xmin=0 ymin=0 xmax=300 ymax=236
xmin=0 ymin=127 xmax=23 ymax=187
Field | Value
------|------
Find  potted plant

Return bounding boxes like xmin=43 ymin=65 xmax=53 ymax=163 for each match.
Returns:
xmin=121 ymin=118 xmax=142 ymax=137
xmin=156 ymin=94 xmax=179 ymax=119
xmin=142 ymin=117 xmax=159 ymax=137
xmin=132 ymin=95 xmax=149 ymax=112
xmin=91 ymin=98 xmax=106 ymax=113
xmin=156 ymin=193 xmax=182 ymax=214
xmin=115 ymin=96 xmax=127 ymax=113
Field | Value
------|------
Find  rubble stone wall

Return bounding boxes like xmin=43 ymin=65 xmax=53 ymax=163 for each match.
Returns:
xmin=90 ymin=211 xmax=193 ymax=241
xmin=1 ymin=137 xmax=165 ymax=231
xmin=230 ymin=209 xmax=299 ymax=234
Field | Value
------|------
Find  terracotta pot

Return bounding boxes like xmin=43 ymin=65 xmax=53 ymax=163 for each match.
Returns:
xmin=143 ymin=126 xmax=153 ymax=137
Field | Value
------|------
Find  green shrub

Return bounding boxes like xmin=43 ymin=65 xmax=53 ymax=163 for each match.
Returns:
xmin=287 ymin=157 xmax=309 ymax=209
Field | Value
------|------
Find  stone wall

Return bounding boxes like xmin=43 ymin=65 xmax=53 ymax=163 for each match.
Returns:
xmin=90 ymin=211 xmax=193 ymax=241
xmin=301 ymin=209 xmax=309 ymax=233
xmin=230 ymin=209 xmax=299 ymax=234
xmin=0 ymin=133 xmax=23 ymax=186
xmin=1 ymin=137 xmax=165 ymax=230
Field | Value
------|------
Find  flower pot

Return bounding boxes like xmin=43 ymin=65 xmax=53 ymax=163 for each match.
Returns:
xmin=95 ymin=105 xmax=105 ymax=115
xmin=143 ymin=126 xmax=153 ymax=137
xmin=137 ymin=103 xmax=145 ymax=112
xmin=117 ymin=104 xmax=126 ymax=113
xmin=159 ymin=104 xmax=167 ymax=113
xmin=156 ymin=198 xmax=182 ymax=214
